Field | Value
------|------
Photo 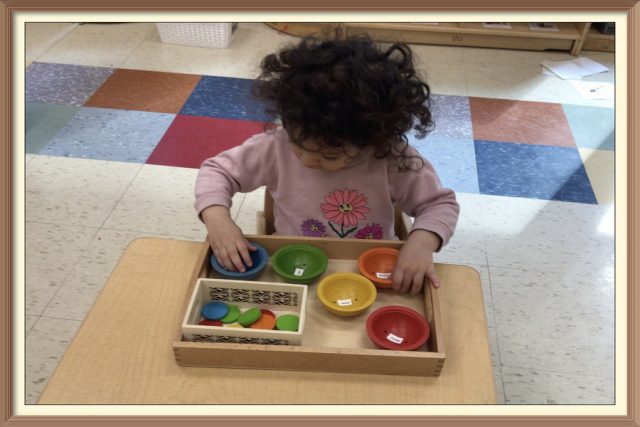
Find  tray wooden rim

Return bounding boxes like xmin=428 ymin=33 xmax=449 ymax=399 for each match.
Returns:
xmin=172 ymin=234 xmax=446 ymax=376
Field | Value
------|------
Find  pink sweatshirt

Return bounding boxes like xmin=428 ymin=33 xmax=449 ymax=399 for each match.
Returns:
xmin=195 ymin=128 xmax=459 ymax=248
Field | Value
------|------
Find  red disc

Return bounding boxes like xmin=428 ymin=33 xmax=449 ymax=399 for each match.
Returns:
xmin=261 ymin=309 xmax=276 ymax=318
xmin=199 ymin=319 xmax=223 ymax=326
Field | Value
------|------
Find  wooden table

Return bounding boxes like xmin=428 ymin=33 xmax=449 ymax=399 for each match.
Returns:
xmin=38 ymin=238 xmax=496 ymax=404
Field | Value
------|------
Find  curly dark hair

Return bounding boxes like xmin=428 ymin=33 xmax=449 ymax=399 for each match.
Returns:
xmin=252 ymin=34 xmax=434 ymax=171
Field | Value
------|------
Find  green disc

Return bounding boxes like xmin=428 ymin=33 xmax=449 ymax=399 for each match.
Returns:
xmin=237 ymin=307 xmax=261 ymax=327
xmin=220 ymin=304 xmax=240 ymax=324
xmin=276 ymin=314 xmax=299 ymax=332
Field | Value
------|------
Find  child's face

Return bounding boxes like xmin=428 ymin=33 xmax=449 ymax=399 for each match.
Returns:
xmin=290 ymin=139 xmax=359 ymax=172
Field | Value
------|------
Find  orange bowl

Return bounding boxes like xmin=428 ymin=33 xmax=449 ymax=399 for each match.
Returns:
xmin=357 ymin=247 xmax=399 ymax=288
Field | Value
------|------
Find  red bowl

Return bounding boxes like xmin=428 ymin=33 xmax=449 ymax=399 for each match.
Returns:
xmin=366 ymin=306 xmax=430 ymax=351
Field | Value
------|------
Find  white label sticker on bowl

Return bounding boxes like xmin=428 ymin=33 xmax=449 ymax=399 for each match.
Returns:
xmin=386 ymin=333 xmax=404 ymax=344
xmin=294 ymin=268 xmax=305 ymax=276
xmin=376 ymin=272 xmax=392 ymax=279
xmin=337 ymin=299 xmax=352 ymax=306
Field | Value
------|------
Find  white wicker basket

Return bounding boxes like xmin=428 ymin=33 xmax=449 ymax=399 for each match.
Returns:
xmin=156 ymin=23 xmax=233 ymax=48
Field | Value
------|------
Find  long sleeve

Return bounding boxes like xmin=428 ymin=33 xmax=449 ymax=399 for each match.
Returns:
xmin=194 ymin=133 xmax=275 ymax=216
xmin=388 ymin=149 xmax=460 ymax=250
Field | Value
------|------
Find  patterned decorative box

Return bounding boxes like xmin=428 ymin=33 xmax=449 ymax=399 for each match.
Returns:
xmin=181 ymin=278 xmax=308 ymax=346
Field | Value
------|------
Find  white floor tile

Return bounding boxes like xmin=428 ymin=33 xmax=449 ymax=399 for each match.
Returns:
xmin=411 ymin=44 xmax=468 ymax=96
xmin=579 ymin=148 xmax=615 ymax=205
xmin=502 ymin=365 xmax=614 ymax=404
xmin=235 ymin=186 xmax=266 ymax=236
xmin=463 ymin=47 xmax=545 ymax=100
xmin=25 ymin=222 xmax=98 ymax=317
xmin=121 ymin=23 xmax=299 ymax=78
xmin=25 ymin=23 xmax=79 ymax=64
xmin=25 ymin=315 xmax=39 ymax=334
xmin=102 ymin=164 xmax=201 ymax=238
xmin=38 ymin=23 xmax=156 ymax=68
xmin=490 ymin=264 xmax=614 ymax=380
xmin=42 ymin=229 xmax=197 ymax=321
xmin=463 ymin=47 xmax=615 ymax=107
xmin=25 ymin=316 xmax=82 ymax=404
xmin=481 ymin=196 xmax=614 ymax=274
xmin=434 ymin=193 xmax=487 ymax=266
xmin=102 ymin=164 xmax=242 ymax=240
xmin=26 ymin=155 xmax=142 ymax=228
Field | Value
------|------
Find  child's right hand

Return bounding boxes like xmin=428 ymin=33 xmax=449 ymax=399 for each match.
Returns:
xmin=201 ymin=205 xmax=257 ymax=272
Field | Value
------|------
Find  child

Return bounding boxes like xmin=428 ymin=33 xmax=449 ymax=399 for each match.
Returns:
xmin=195 ymin=34 xmax=459 ymax=295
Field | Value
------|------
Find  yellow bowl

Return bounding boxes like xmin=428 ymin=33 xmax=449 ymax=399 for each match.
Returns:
xmin=316 ymin=273 xmax=377 ymax=317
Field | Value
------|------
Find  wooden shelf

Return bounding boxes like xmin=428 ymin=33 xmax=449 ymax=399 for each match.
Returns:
xmin=267 ymin=22 xmax=614 ymax=55
xmin=582 ymin=25 xmax=615 ymax=52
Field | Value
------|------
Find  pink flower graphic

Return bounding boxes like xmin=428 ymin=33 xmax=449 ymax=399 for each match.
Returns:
xmin=300 ymin=219 xmax=328 ymax=237
xmin=320 ymin=189 xmax=370 ymax=227
xmin=320 ymin=189 xmax=371 ymax=238
xmin=355 ymin=223 xmax=383 ymax=240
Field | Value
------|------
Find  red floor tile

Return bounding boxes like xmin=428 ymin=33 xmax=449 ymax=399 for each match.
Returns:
xmin=146 ymin=115 xmax=268 ymax=169
xmin=85 ymin=69 xmax=201 ymax=114
xmin=469 ymin=97 xmax=575 ymax=147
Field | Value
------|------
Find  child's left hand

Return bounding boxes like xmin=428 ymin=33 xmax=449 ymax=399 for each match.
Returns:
xmin=392 ymin=229 xmax=442 ymax=295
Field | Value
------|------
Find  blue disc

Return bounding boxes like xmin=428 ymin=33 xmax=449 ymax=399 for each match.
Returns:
xmin=201 ymin=301 xmax=229 ymax=320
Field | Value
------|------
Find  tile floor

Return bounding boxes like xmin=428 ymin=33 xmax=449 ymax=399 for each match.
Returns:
xmin=24 ymin=22 xmax=616 ymax=405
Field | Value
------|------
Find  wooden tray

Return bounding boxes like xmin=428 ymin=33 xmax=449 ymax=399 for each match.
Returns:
xmin=172 ymin=235 xmax=445 ymax=376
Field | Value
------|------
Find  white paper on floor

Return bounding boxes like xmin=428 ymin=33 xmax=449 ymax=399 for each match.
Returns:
xmin=541 ymin=57 xmax=609 ymax=80
xmin=570 ymin=80 xmax=614 ymax=100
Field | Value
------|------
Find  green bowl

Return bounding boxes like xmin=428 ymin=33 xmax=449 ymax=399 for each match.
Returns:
xmin=271 ymin=244 xmax=329 ymax=284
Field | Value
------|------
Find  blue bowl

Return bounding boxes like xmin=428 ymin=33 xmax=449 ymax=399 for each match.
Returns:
xmin=210 ymin=242 xmax=269 ymax=280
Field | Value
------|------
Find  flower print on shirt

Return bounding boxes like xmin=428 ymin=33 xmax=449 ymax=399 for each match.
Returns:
xmin=355 ymin=223 xmax=383 ymax=240
xmin=320 ymin=189 xmax=370 ymax=238
xmin=300 ymin=218 xmax=328 ymax=237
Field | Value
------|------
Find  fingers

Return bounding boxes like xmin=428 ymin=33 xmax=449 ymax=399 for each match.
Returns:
xmin=426 ymin=269 xmax=441 ymax=289
xmin=391 ymin=270 xmax=404 ymax=293
xmin=245 ymin=240 xmax=257 ymax=252
xmin=228 ymin=247 xmax=248 ymax=272
xmin=410 ymin=272 xmax=425 ymax=295
xmin=392 ymin=269 xmax=423 ymax=294
xmin=215 ymin=248 xmax=246 ymax=272
xmin=213 ymin=248 xmax=233 ymax=272
xmin=392 ymin=267 xmax=441 ymax=294
xmin=236 ymin=241 xmax=255 ymax=270
xmin=212 ymin=241 xmax=257 ymax=273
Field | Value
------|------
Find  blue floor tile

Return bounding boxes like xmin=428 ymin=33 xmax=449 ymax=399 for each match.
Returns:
xmin=26 ymin=62 xmax=114 ymax=106
xmin=26 ymin=103 xmax=81 ymax=153
xmin=180 ymin=75 xmax=275 ymax=122
xmin=562 ymin=104 xmax=614 ymax=151
xmin=475 ymin=140 xmax=597 ymax=204
xmin=409 ymin=135 xmax=479 ymax=194
xmin=40 ymin=107 xmax=175 ymax=163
